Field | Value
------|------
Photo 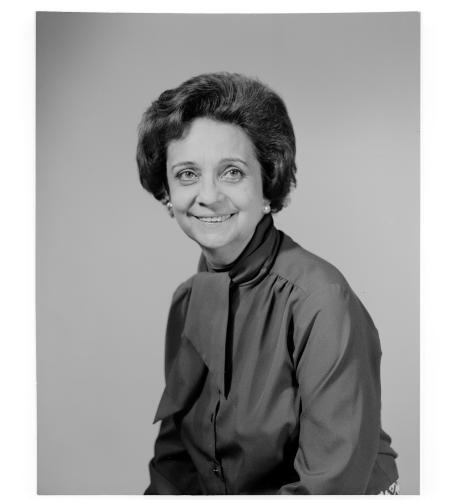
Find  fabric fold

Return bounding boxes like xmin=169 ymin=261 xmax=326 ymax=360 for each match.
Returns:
xmin=153 ymin=335 xmax=207 ymax=423
xmin=183 ymin=272 xmax=231 ymax=395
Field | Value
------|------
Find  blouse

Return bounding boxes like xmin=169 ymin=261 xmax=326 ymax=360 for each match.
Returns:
xmin=144 ymin=214 xmax=398 ymax=494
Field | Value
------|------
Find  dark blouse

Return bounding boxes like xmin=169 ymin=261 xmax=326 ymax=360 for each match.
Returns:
xmin=145 ymin=215 xmax=398 ymax=494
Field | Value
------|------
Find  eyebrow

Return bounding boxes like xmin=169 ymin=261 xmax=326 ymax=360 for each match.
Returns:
xmin=169 ymin=161 xmax=196 ymax=171
xmin=220 ymin=158 xmax=249 ymax=167
xmin=169 ymin=158 xmax=249 ymax=170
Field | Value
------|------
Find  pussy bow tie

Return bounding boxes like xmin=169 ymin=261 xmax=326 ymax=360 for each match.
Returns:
xmin=154 ymin=215 xmax=280 ymax=423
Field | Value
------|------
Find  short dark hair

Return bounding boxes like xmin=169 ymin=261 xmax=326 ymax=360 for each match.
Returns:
xmin=136 ymin=72 xmax=297 ymax=212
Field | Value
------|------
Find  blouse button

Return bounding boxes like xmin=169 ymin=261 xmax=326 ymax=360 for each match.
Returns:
xmin=212 ymin=464 xmax=220 ymax=475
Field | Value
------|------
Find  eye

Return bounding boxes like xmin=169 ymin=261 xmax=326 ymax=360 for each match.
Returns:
xmin=176 ymin=169 xmax=198 ymax=185
xmin=221 ymin=167 xmax=244 ymax=182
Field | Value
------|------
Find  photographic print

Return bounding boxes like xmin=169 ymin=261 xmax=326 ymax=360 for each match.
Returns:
xmin=36 ymin=12 xmax=419 ymax=494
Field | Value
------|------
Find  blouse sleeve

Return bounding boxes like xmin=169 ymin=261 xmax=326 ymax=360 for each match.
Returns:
xmin=144 ymin=284 xmax=201 ymax=495
xmin=279 ymin=283 xmax=383 ymax=494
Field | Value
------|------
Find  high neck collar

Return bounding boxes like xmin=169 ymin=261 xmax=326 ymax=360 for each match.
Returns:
xmin=197 ymin=214 xmax=281 ymax=286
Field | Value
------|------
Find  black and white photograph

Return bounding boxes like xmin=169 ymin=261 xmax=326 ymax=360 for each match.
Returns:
xmin=35 ymin=11 xmax=419 ymax=495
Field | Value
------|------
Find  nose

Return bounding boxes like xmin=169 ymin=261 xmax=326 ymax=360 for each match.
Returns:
xmin=196 ymin=175 xmax=224 ymax=206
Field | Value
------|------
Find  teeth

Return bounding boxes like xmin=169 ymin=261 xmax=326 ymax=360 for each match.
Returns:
xmin=196 ymin=214 xmax=233 ymax=223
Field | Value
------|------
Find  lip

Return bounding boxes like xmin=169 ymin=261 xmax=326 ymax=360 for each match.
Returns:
xmin=192 ymin=213 xmax=237 ymax=223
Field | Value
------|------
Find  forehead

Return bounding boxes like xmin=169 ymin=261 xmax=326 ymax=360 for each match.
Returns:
xmin=166 ymin=118 xmax=257 ymax=164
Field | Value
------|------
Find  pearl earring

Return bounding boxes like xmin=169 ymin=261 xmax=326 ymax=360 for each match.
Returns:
xmin=263 ymin=204 xmax=271 ymax=214
xmin=165 ymin=201 xmax=174 ymax=218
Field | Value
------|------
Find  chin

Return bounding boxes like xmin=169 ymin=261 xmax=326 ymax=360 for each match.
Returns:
xmin=195 ymin=234 xmax=234 ymax=251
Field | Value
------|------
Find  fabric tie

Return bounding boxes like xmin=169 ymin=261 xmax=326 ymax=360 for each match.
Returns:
xmin=183 ymin=272 xmax=231 ymax=395
xmin=154 ymin=215 xmax=280 ymax=423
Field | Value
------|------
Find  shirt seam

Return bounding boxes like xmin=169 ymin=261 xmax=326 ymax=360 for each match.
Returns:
xmin=267 ymin=270 xmax=347 ymax=301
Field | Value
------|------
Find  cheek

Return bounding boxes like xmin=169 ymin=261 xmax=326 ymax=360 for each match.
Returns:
xmin=170 ymin=187 xmax=193 ymax=211
xmin=234 ymin=180 xmax=264 ymax=209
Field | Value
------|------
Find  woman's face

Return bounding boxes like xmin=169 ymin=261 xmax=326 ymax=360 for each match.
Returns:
xmin=166 ymin=117 xmax=267 ymax=267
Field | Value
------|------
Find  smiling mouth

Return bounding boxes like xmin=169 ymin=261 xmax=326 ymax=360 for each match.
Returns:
xmin=193 ymin=214 xmax=236 ymax=223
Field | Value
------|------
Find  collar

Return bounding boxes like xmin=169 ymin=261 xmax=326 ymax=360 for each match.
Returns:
xmin=197 ymin=214 xmax=281 ymax=286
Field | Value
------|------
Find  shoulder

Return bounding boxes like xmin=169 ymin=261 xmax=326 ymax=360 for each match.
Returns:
xmin=272 ymin=230 xmax=349 ymax=298
xmin=271 ymin=232 xmax=380 ymax=357
xmin=171 ymin=277 xmax=193 ymax=302
xmin=164 ymin=276 xmax=196 ymax=366
xmin=165 ymin=276 xmax=196 ymax=333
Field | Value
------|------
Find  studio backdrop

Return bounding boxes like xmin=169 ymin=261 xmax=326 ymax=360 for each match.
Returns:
xmin=36 ymin=12 xmax=419 ymax=494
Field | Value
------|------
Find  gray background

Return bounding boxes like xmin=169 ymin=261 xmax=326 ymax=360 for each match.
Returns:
xmin=36 ymin=12 xmax=419 ymax=494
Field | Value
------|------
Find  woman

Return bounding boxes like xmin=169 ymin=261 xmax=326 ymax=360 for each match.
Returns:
xmin=137 ymin=72 xmax=399 ymax=494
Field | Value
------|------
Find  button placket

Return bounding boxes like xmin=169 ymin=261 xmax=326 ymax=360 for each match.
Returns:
xmin=209 ymin=389 xmax=227 ymax=493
